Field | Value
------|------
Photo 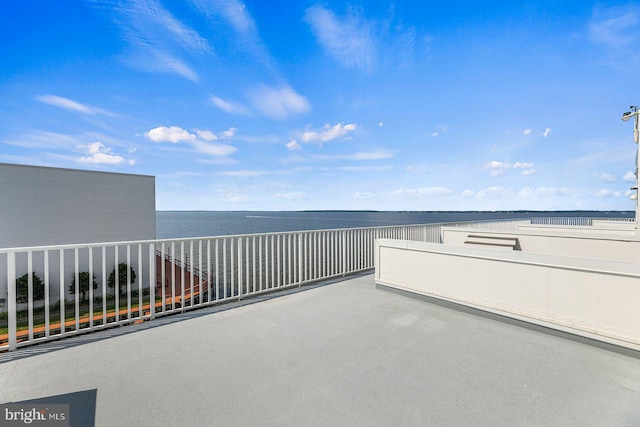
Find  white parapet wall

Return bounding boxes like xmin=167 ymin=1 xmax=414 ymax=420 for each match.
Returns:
xmin=441 ymin=227 xmax=640 ymax=262
xmin=0 ymin=163 xmax=156 ymax=248
xmin=375 ymin=238 xmax=640 ymax=351
xmin=517 ymin=224 xmax=635 ymax=236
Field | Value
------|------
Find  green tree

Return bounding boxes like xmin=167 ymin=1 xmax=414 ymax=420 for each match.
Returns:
xmin=15 ymin=272 xmax=45 ymax=303
xmin=108 ymin=263 xmax=136 ymax=295
xmin=68 ymin=272 xmax=98 ymax=301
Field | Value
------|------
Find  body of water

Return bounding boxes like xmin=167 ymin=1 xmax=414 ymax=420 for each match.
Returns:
xmin=156 ymin=211 xmax=634 ymax=239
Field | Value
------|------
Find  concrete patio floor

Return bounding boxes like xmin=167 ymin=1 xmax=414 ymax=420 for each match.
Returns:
xmin=1 ymin=273 xmax=640 ymax=426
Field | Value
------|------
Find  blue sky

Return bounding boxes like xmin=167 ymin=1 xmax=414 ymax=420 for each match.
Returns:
xmin=1 ymin=1 xmax=640 ymax=211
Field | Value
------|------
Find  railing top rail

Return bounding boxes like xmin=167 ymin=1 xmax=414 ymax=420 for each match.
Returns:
xmin=0 ymin=217 xmax=614 ymax=253
xmin=0 ymin=219 xmax=519 ymax=253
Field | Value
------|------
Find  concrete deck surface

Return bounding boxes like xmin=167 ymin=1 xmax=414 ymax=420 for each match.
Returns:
xmin=1 ymin=274 xmax=640 ymax=426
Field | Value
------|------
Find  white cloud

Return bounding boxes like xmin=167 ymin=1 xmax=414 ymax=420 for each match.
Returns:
xmin=378 ymin=122 xmax=384 ymax=127
xmin=140 ymin=49 xmax=200 ymax=82
xmin=518 ymin=186 xmax=572 ymax=198
xmin=594 ymin=189 xmax=621 ymax=198
xmin=513 ymin=162 xmax=534 ymax=169
xmin=226 ymin=192 xmax=248 ymax=203
xmin=485 ymin=160 xmax=508 ymax=176
xmin=623 ymin=170 xmax=636 ymax=182
xmin=4 ymin=130 xmax=83 ymax=150
xmin=486 ymin=160 xmax=507 ymax=169
xmin=486 ymin=161 xmax=535 ymax=176
xmin=196 ymin=130 xmax=217 ymax=141
xmin=191 ymin=0 xmax=273 ymax=67
xmin=460 ymin=189 xmax=475 ymax=198
xmin=543 ymin=127 xmax=552 ymax=138
xmin=304 ymin=5 xmax=376 ymax=72
xmin=335 ymin=165 xmax=391 ymax=172
xmin=355 ymin=191 xmax=375 ymax=199
xmin=598 ymin=173 xmax=617 ymax=182
xmin=523 ymin=129 xmax=532 ymax=135
xmin=191 ymin=140 xmax=237 ymax=157
xmin=220 ymin=127 xmax=237 ymax=138
xmin=476 ymin=186 xmax=512 ymax=199
xmin=248 ymin=85 xmax=310 ymax=120
xmin=351 ymin=150 xmax=393 ymax=160
xmin=218 ymin=170 xmax=268 ymax=177
xmin=77 ymin=142 xmax=126 ymax=165
xmin=126 ymin=0 xmax=210 ymax=53
xmin=37 ymin=95 xmax=115 ymax=116
xmin=145 ymin=126 xmax=195 ymax=143
xmin=301 ymin=123 xmax=357 ymax=144
xmin=287 ymin=139 xmax=301 ymax=151
xmin=211 ymin=96 xmax=250 ymax=115
xmin=98 ymin=0 xmax=210 ymax=81
xmin=589 ymin=5 xmax=640 ymax=48
xmin=276 ymin=192 xmax=306 ymax=200
xmin=392 ymin=187 xmax=454 ymax=199
xmin=145 ymin=125 xmax=237 ymax=157
xmin=431 ymin=124 xmax=448 ymax=137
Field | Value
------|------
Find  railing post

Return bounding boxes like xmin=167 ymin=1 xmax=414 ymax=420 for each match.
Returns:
xmin=149 ymin=243 xmax=156 ymax=320
xmin=7 ymin=252 xmax=17 ymax=351
xmin=27 ymin=251 xmax=34 ymax=341
xmin=342 ymin=231 xmax=347 ymax=276
xmin=237 ymin=237 xmax=243 ymax=299
xmin=298 ymin=233 xmax=303 ymax=286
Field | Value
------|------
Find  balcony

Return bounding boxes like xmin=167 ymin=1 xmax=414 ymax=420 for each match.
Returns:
xmin=1 ymin=218 xmax=640 ymax=425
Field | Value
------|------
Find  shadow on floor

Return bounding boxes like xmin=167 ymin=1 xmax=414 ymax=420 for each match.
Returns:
xmin=9 ymin=389 xmax=97 ymax=427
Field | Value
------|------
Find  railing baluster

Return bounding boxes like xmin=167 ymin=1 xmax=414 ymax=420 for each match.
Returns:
xmin=207 ymin=240 xmax=212 ymax=303
xmin=44 ymin=250 xmax=50 ymax=337
xmin=189 ymin=240 xmax=194 ymax=307
xmin=74 ymin=248 xmax=79 ymax=332
xmin=238 ymin=237 xmax=243 ymax=298
xmin=215 ymin=239 xmax=220 ymax=301
xmin=223 ymin=238 xmax=228 ymax=299
xmin=252 ymin=236 xmax=256 ymax=293
xmin=127 ymin=245 xmax=131 ymax=320
xmin=180 ymin=241 xmax=185 ymax=311
xmin=138 ymin=243 xmax=143 ymax=318
xmin=199 ymin=240 xmax=203 ymax=305
xmin=8 ymin=252 xmax=16 ymax=351
xmin=149 ymin=243 xmax=156 ymax=320
xmin=89 ymin=247 xmax=94 ymax=328
xmin=102 ymin=247 xmax=107 ymax=326
xmin=28 ymin=251 xmax=34 ymax=341
xmin=171 ymin=242 xmax=175 ymax=311
xmin=259 ymin=235 xmax=263 ymax=291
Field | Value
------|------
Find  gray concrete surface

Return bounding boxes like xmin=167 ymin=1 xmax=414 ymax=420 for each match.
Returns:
xmin=1 ymin=274 xmax=640 ymax=426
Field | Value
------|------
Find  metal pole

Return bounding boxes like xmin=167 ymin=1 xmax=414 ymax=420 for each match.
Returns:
xmin=633 ymin=111 xmax=640 ymax=236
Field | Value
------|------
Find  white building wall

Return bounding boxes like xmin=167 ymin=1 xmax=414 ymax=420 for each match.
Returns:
xmin=441 ymin=227 xmax=640 ymax=262
xmin=375 ymin=239 xmax=640 ymax=351
xmin=0 ymin=163 xmax=155 ymax=248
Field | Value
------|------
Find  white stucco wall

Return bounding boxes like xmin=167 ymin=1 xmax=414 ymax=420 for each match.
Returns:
xmin=0 ymin=163 xmax=155 ymax=248
xmin=441 ymin=227 xmax=640 ymax=262
xmin=375 ymin=239 xmax=640 ymax=351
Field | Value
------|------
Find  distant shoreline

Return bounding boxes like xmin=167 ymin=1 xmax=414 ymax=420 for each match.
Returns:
xmin=156 ymin=209 xmax=635 ymax=214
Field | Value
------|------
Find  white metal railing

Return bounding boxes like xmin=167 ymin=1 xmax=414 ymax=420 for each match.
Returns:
xmin=0 ymin=217 xmax=622 ymax=351
xmin=529 ymin=217 xmax=634 ymax=226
